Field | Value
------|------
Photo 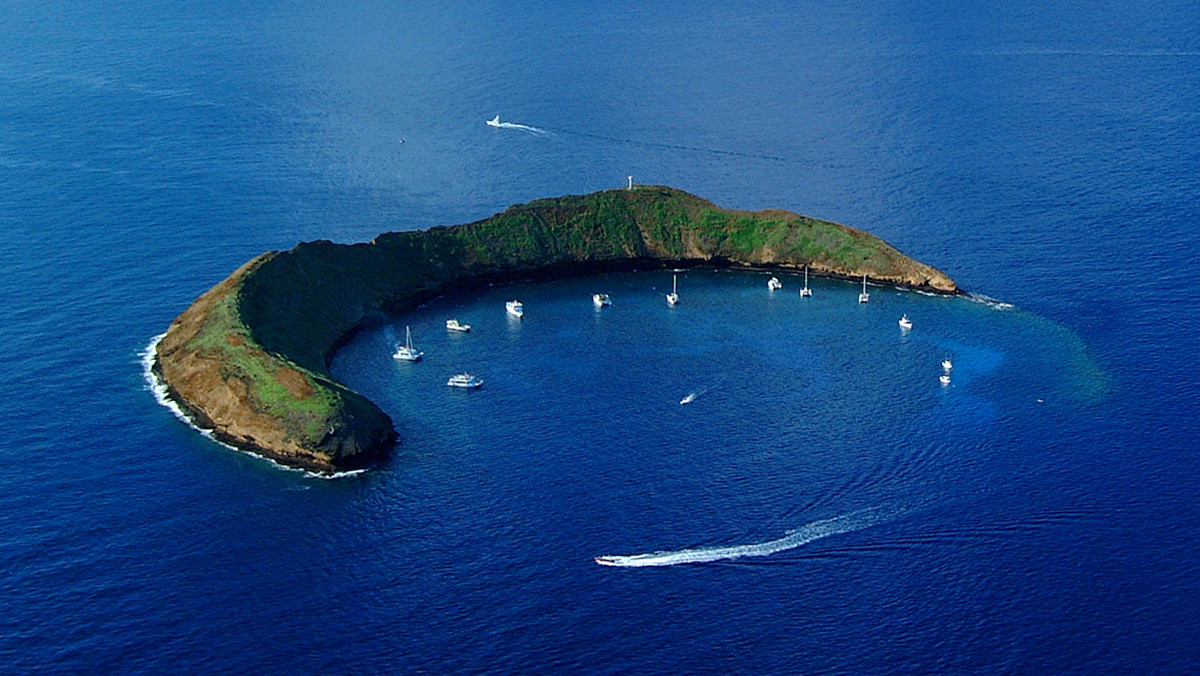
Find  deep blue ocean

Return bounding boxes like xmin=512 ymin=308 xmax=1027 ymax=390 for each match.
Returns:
xmin=3 ymin=1 xmax=1199 ymax=672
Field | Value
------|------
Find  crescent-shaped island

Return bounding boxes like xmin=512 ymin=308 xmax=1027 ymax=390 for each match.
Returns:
xmin=153 ymin=186 xmax=957 ymax=473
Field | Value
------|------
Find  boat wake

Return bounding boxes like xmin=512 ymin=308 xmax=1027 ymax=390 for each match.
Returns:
xmin=486 ymin=115 xmax=549 ymax=135
xmin=544 ymin=125 xmax=784 ymax=162
xmin=487 ymin=115 xmax=782 ymax=161
xmin=594 ymin=507 xmax=893 ymax=567
xmin=965 ymin=292 xmax=1016 ymax=311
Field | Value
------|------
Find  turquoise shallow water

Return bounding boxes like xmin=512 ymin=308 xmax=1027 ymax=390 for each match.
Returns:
xmin=3 ymin=0 xmax=1200 ymax=672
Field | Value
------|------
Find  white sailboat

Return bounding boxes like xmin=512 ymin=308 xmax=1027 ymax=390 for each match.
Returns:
xmin=799 ymin=265 xmax=812 ymax=297
xmin=942 ymin=359 xmax=953 ymax=372
xmin=858 ymin=274 xmax=870 ymax=303
xmin=666 ymin=274 xmax=679 ymax=306
xmin=393 ymin=325 xmax=423 ymax=362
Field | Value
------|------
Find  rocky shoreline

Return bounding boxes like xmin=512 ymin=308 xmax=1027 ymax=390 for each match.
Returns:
xmin=154 ymin=186 xmax=956 ymax=473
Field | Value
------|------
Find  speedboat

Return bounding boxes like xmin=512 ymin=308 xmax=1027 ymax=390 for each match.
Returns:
xmin=594 ymin=556 xmax=620 ymax=566
xmin=506 ymin=300 xmax=524 ymax=318
xmin=666 ymin=274 xmax=680 ymax=306
xmin=939 ymin=374 xmax=951 ymax=386
xmin=593 ymin=293 xmax=612 ymax=308
xmin=898 ymin=314 xmax=913 ymax=330
xmin=447 ymin=373 xmax=483 ymax=389
xmin=393 ymin=325 xmax=423 ymax=362
xmin=446 ymin=318 xmax=471 ymax=332
xmin=942 ymin=359 xmax=953 ymax=372
xmin=486 ymin=115 xmax=501 ymax=127
xmin=858 ymin=274 xmax=870 ymax=303
xmin=767 ymin=276 xmax=782 ymax=291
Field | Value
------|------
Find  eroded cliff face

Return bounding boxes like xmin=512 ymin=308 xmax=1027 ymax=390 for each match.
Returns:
xmin=154 ymin=255 xmax=395 ymax=473
xmin=155 ymin=187 xmax=956 ymax=473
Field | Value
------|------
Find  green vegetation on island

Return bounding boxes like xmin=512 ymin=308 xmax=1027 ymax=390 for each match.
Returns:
xmin=155 ymin=186 xmax=956 ymax=473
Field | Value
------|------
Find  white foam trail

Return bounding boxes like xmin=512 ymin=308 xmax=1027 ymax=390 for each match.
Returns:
xmin=595 ymin=508 xmax=889 ymax=567
xmin=488 ymin=117 xmax=549 ymax=135
xmin=140 ymin=334 xmax=371 ymax=480
xmin=965 ymin=292 xmax=1016 ymax=311
xmin=498 ymin=122 xmax=548 ymax=134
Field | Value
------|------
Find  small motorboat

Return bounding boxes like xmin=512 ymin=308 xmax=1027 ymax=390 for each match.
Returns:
xmin=594 ymin=556 xmax=620 ymax=566
xmin=942 ymin=359 xmax=953 ymax=372
xmin=447 ymin=373 xmax=483 ymax=389
xmin=593 ymin=293 xmax=612 ymax=308
xmin=939 ymin=374 xmax=951 ymax=386
xmin=898 ymin=314 xmax=913 ymax=330
xmin=446 ymin=318 xmax=471 ymax=332
xmin=506 ymin=300 xmax=524 ymax=318
xmin=767 ymin=276 xmax=782 ymax=291
xmin=486 ymin=115 xmax=501 ymax=127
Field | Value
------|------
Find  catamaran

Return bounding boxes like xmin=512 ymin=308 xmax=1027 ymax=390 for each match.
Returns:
xmin=666 ymin=274 xmax=680 ymax=306
xmin=446 ymin=318 xmax=470 ymax=332
xmin=593 ymin=293 xmax=612 ymax=308
xmin=858 ymin=275 xmax=870 ymax=303
xmin=393 ymin=325 xmax=423 ymax=362
xmin=898 ymin=314 xmax=913 ymax=330
xmin=447 ymin=373 xmax=483 ymax=389
xmin=506 ymin=300 xmax=524 ymax=318
xmin=800 ymin=265 xmax=812 ymax=297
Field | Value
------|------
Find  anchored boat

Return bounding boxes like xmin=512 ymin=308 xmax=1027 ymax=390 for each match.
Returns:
xmin=393 ymin=325 xmax=423 ymax=362
xmin=447 ymin=373 xmax=483 ymax=389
